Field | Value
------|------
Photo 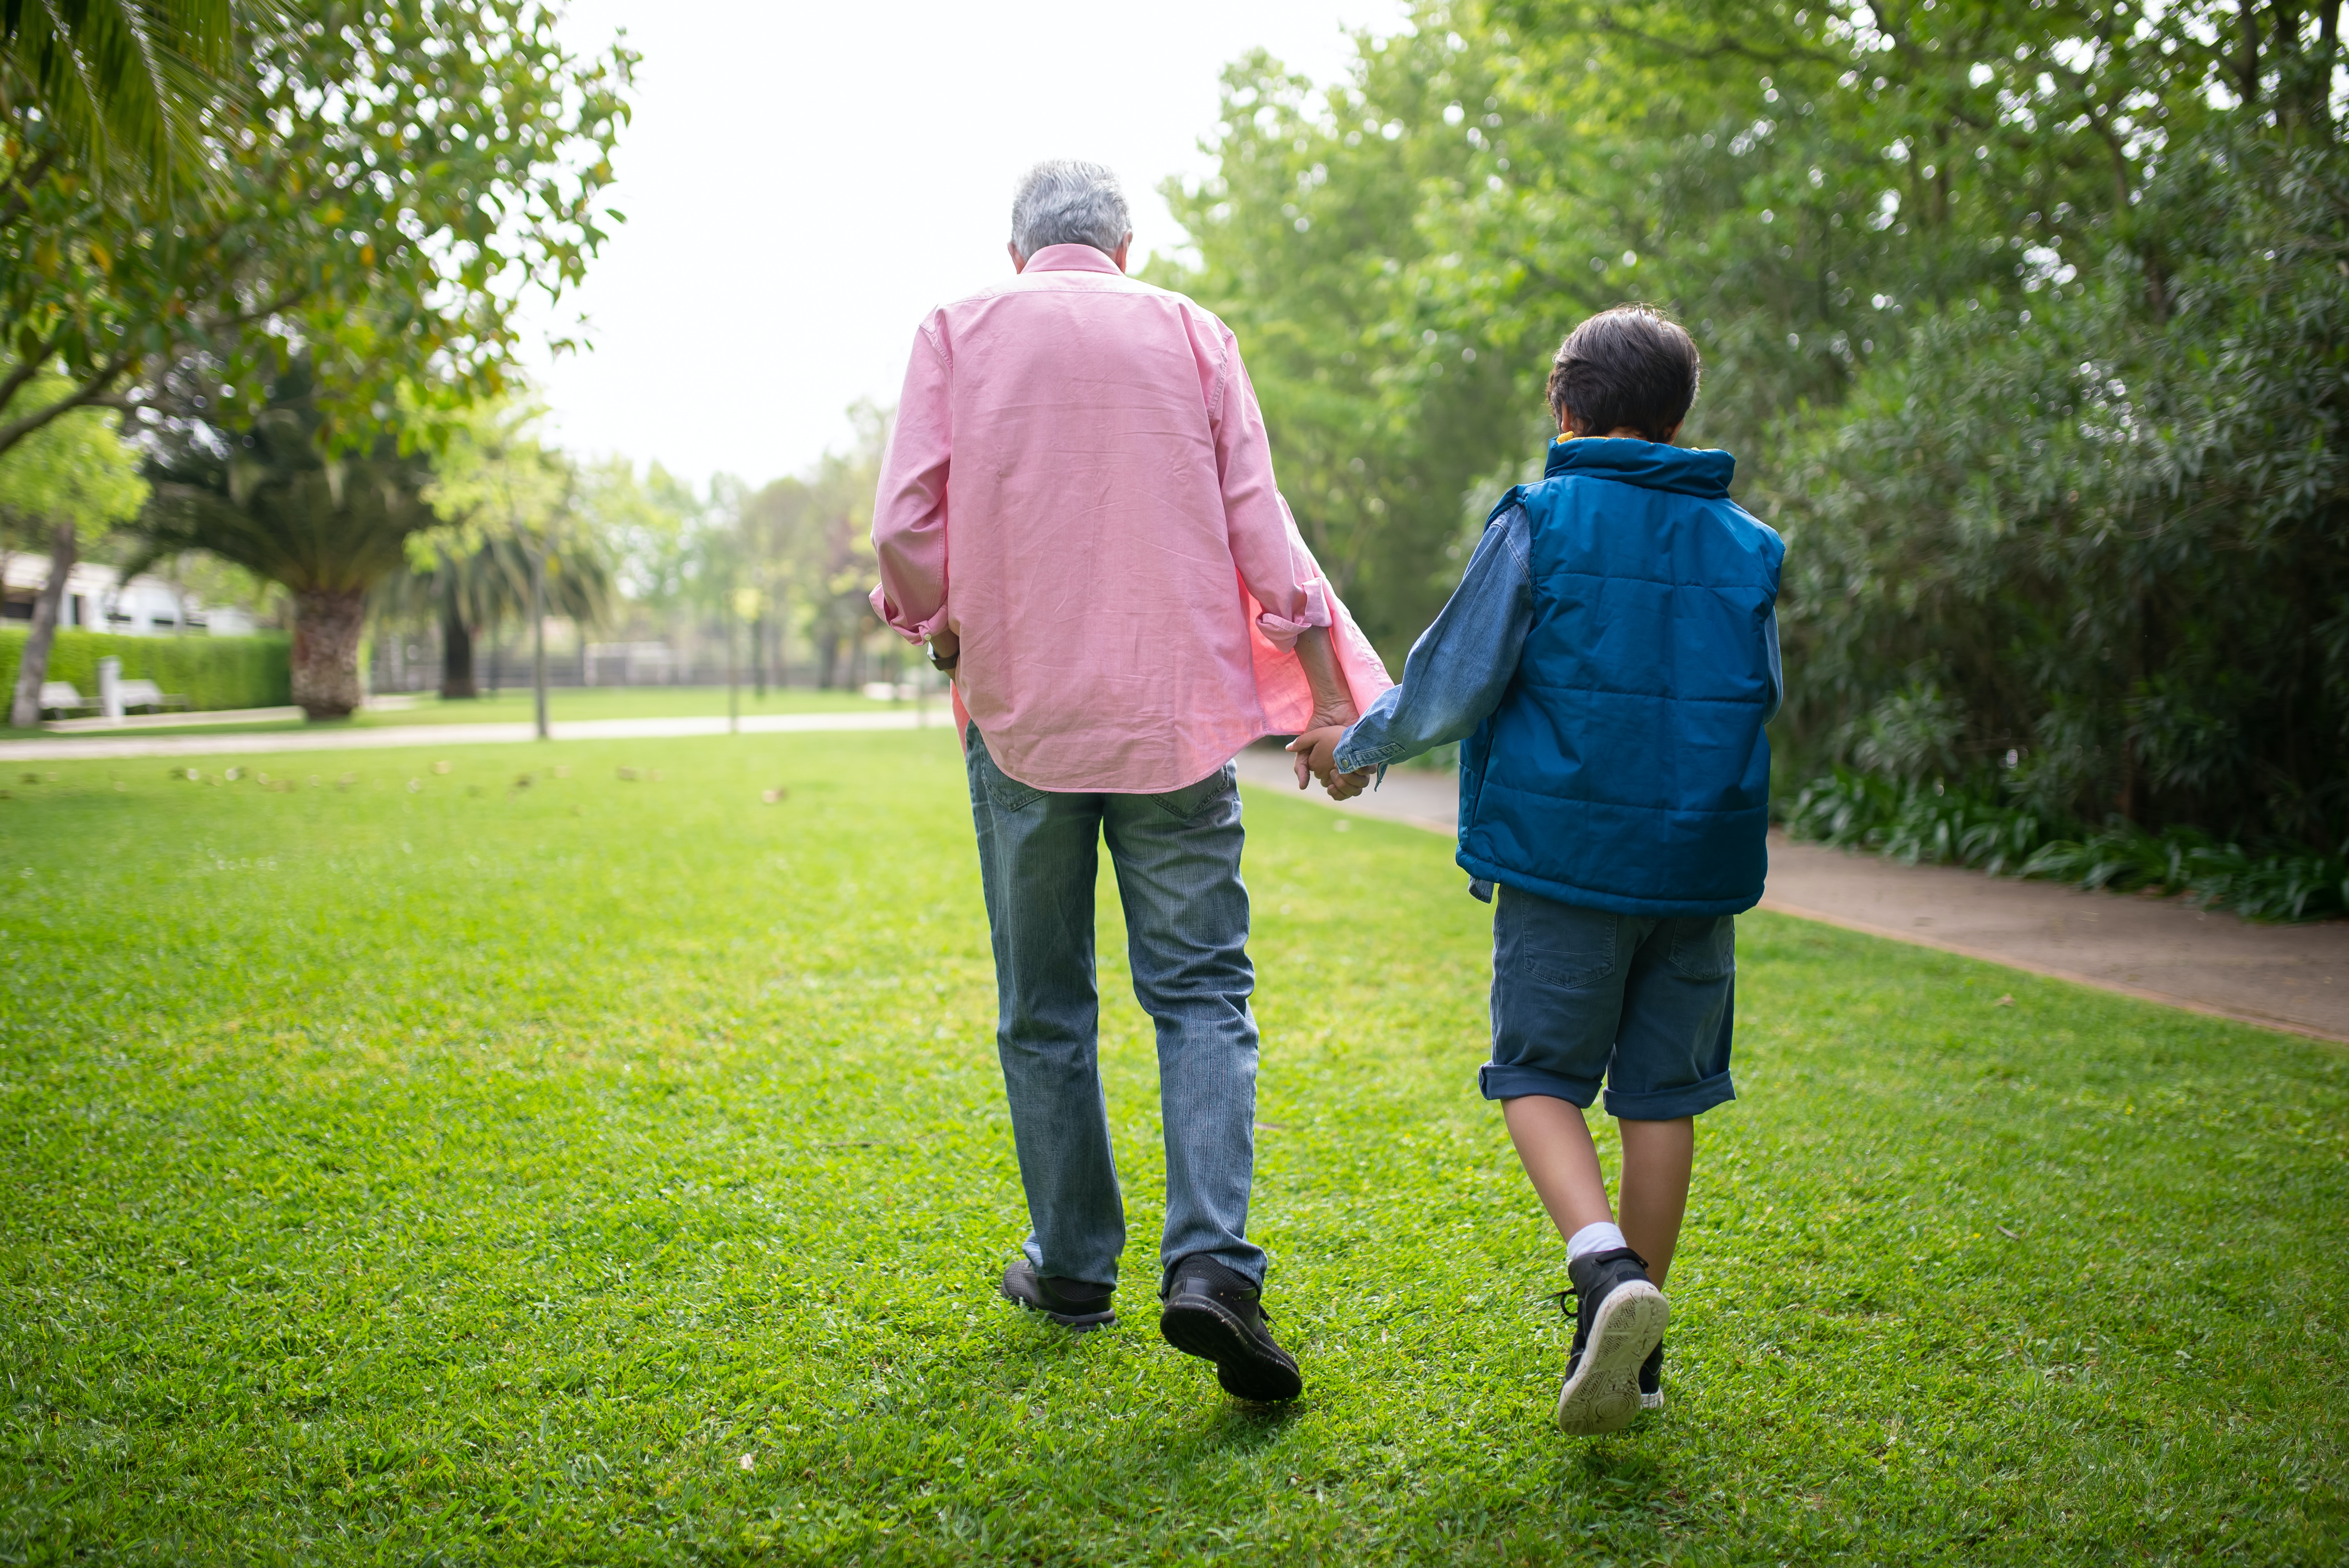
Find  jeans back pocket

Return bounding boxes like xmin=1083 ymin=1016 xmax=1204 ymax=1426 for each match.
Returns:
xmin=1666 ymin=916 xmax=1736 ymax=981
xmin=1149 ymin=763 xmax=1237 ymax=823
xmin=1502 ymin=889 xmax=1619 ymax=989
xmin=971 ymin=732 xmax=1046 ymax=812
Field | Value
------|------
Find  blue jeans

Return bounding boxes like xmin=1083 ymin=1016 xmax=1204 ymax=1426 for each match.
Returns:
xmin=965 ymin=727 xmax=1265 ymax=1294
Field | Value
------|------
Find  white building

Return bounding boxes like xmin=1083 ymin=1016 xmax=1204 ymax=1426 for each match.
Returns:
xmin=0 ymin=558 xmax=260 ymax=636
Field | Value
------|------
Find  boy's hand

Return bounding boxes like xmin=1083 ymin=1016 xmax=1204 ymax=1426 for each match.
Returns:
xmin=1286 ymin=726 xmax=1373 ymax=800
xmin=1287 ymin=726 xmax=1342 ymax=789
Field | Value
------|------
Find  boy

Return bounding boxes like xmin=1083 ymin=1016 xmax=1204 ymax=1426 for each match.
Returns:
xmin=1291 ymin=305 xmax=1783 ymax=1434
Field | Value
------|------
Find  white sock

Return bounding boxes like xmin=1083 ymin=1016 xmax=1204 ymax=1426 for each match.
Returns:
xmin=1566 ymin=1221 xmax=1627 ymax=1262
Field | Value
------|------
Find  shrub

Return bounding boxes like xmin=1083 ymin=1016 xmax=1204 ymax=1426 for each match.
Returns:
xmin=0 ymin=628 xmax=291 ymax=715
xmin=1783 ymin=767 xmax=2349 ymax=923
xmin=1768 ymin=134 xmax=2349 ymax=853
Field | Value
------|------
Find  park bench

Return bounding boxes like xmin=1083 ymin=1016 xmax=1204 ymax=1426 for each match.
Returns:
xmin=37 ymin=682 xmax=98 ymax=718
xmin=115 ymin=680 xmax=191 ymax=714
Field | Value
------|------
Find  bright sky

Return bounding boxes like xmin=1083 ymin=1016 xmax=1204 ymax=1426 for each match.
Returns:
xmin=519 ymin=0 xmax=1408 ymax=490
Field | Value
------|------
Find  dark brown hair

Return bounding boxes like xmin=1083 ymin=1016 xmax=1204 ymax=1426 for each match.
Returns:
xmin=1545 ymin=305 xmax=1702 ymax=441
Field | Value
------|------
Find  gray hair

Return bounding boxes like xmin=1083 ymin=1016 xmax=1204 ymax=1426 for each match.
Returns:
xmin=1010 ymin=160 xmax=1132 ymax=258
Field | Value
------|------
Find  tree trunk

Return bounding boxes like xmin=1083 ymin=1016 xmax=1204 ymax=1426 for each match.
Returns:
xmin=752 ymin=611 xmax=768 ymax=698
xmin=291 ymin=588 xmax=367 ymax=718
xmin=440 ymin=603 xmax=478 ymax=698
xmin=7 ymin=521 xmax=77 ymax=728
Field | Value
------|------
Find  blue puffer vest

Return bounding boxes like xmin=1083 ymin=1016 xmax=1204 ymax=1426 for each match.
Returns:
xmin=1458 ymin=438 xmax=1785 ymax=916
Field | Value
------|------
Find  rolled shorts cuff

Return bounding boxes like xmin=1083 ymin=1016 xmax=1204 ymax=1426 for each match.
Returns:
xmin=1601 ymin=1069 xmax=1736 ymax=1121
xmin=1479 ymin=1060 xmax=1601 ymax=1107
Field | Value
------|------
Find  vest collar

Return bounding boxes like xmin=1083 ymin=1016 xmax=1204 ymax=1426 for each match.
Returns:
xmin=1544 ymin=436 xmax=1736 ymax=497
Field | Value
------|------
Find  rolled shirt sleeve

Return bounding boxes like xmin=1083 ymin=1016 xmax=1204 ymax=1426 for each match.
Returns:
xmin=868 ymin=319 xmax=953 ymax=642
xmin=1212 ymin=336 xmax=1331 ymax=649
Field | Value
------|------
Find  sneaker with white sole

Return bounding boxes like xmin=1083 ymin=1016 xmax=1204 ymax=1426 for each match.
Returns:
xmin=1639 ymin=1339 xmax=1665 ymax=1411
xmin=1552 ymin=1246 xmax=1668 ymax=1436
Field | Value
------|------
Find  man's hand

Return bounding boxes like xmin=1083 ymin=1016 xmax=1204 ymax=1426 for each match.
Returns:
xmin=927 ymin=628 xmax=960 ymax=672
xmin=1287 ymin=726 xmax=1374 ymax=801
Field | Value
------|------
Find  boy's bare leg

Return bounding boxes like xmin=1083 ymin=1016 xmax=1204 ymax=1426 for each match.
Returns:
xmin=1502 ymin=1095 xmax=1614 ymax=1236
xmin=1616 ymin=1116 xmax=1695 ymax=1288
xmin=1506 ymin=1100 xmax=1696 ymax=1286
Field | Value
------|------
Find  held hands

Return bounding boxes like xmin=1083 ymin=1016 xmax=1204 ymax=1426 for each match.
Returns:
xmin=1286 ymin=626 xmax=1372 ymax=800
xmin=1287 ymin=720 xmax=1374 ymax=802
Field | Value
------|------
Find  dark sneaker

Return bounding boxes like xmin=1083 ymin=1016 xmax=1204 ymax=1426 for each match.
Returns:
xmin=1640 ymin=1339 xmax=1665 ymax=1412
xmin=1552 ymin=1246 xmax=1668 ymax=1436
xmin=1158 ymin=1255 xmax=1302 ymax=1402
xmin=1000 ymin=1259 xmax=1116 ymax=1330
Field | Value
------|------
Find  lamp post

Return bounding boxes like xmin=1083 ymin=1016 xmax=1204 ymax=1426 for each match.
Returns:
xmin=530 ymin=534 xmax=549 ymax=741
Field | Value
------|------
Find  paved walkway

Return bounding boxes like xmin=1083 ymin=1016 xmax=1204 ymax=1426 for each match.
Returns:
xmin=1232 ymin=745 xmax=2349 ymax=1043
xmin=0 ymin=708 xmax=934 ymax=761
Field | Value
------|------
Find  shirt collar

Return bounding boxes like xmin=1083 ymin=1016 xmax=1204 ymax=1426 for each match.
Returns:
xmin=1023 ymin=243 xmax=1125 ymax=275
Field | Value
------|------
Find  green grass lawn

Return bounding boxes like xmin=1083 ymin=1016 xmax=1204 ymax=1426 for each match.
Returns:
xmin=0 ymin=686 xmax=904 ymax=743
xmin=1 ymin=732 xmax=2342 ymax=1565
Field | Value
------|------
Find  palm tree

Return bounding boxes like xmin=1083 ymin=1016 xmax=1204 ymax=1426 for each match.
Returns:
xmin=127 ymin=363 xmax=437 ymax=716
xmin=2 ymin=0 xmax=246 ymax=198
xmin=374 ymin=530 xmax=612 ymax=700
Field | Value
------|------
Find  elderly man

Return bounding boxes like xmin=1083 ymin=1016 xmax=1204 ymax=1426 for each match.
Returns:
xmin=870 ymin=160 xmax=1386 ymax=1402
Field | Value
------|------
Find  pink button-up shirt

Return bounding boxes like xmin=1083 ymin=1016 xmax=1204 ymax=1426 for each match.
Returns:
xmin=870 ymin=244 xmax=1390 ymax=793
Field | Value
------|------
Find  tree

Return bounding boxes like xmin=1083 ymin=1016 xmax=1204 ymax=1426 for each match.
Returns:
xmin=1 ymin=0 xmax=633 ymax=462
xmin=796 ymin=403 xmax=887 ymax=689
xmin=419 ymin=405 xmax=606 ymax=735
xmin=0 ymin=380 xmax=145 ymax=723
xmin=1766 ymin=133 xmax=2349 ymax=845
xmin=374 ymin=528 xmax=610 ymax=701
xmin=130 ymin=362 xmax=436 ymax=716
xmin=735 ymin=476 xmax=812 ymax=695
xmin=1 ymin=0 xmax=242 ymax=195
xmin=1170 ymin=0 xmax=2349 ymax=848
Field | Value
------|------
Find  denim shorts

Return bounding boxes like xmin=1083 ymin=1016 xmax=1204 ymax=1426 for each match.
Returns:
xmin=1481 ymin=884 xmax=1738 ymax=1120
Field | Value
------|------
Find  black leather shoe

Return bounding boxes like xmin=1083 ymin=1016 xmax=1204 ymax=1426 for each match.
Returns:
xmin=1158 ymin=1255 xmax=1302 ymax=1402
xmin=1000 ymin=1259 xmax=1116 ymax=1330
xmin=1552 ymin=1246 xmax=1667 ymax=1435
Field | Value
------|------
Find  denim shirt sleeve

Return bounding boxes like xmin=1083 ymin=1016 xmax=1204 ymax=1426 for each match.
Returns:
xmin=1333 ymin=504 xmax=1534 ymax=775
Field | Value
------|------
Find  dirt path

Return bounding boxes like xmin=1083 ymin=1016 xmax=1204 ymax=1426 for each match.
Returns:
xmin=1232 ymin=745 xmax=2349 ymax=1044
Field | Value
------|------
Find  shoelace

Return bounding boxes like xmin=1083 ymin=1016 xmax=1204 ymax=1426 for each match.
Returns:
xmin=1538 ymin=1288 xmax=1579 ymax=1324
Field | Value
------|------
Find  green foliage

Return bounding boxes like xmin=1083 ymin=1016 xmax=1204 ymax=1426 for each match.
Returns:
xmin=0 ymin=623 xmax=286 ymax=711
xmin=1768 ymin=135 xmax=2349 ymax=846
xmin=0 ymin=733 xmax=2344 ymax=1560
xmin=0 ymin=374 xmax=143 ymax=539
xmin=1784 ymin=767 xmax=2349 ymax=922
xmin=0 ymin=0 xmax=634 ymax=460
xmin=131 ymin=363 xmax=435 ymax=595
xmin=1171 ymin=0 xmax=2349 ymax=849
xmin=375 ymin=530 xmax=610 ymax=638
xmin=588 ymin=405 xmax=890 ymax=688
xmin=385 ymin=400 xmax=615 ymax=640
xmin=0 ymin=0 xmax=240 ymax=194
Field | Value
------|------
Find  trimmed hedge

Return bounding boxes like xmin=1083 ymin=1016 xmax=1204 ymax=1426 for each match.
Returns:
xmin=0 ymin=627 xmax=291 ymax=715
